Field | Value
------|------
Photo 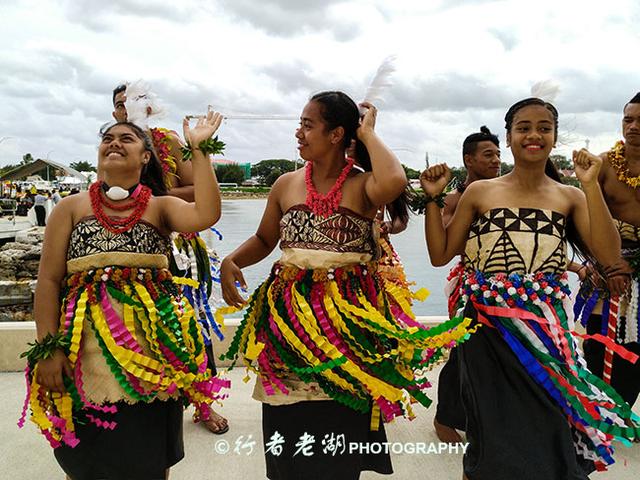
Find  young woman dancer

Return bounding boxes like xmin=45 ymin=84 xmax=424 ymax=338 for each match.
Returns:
xmin=22 ymin=110 xmax=226 ymax=479
xmin=421 ymin=98 xmax=639 ymax=479
xmin=218 ymin=91 xmax=469 ymax=479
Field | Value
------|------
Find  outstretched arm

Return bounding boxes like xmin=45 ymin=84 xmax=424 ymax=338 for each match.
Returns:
xmin=220 ymin=175 xmax=287 ymax=307
xmin=160 ymin=110 xmax=222 ymax=232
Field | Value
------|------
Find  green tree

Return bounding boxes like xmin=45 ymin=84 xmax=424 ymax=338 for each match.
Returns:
xmin=402 ymin=164 xmax=421 ymax=180
xmin=264 ymin=168 xmax=283 ymax=187
xmin=0 ymin=163 xmax=19 ymax=176
xmin=215 ymin=164 xmax=246 ymax=185
xmin=550 ymin=154 xmax=572 ymax=170
xmin=251 ymin=159 xmax=298 ymax=184
xmin=70 ymin=160 xmax=97 ymax=172
xmin=21 ymin=153 xmax=34 ymax=165
xmin=500 ymin=163 xmax=514 ymax=175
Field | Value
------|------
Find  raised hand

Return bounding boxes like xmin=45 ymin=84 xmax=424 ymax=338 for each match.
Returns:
xmin=420 ymin=163 xmax=451 ymax=196
xmin=573 ymin=148 xmax=602 ymax=185
xmin=357 ymin=102 xmax=377 ymax=139
xmin=183 ymin=108 xmax=223 ymax=150
xmin=220 ymin=258 xmax=248 ymax=308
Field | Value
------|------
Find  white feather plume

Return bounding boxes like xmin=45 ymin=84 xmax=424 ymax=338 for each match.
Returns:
xmin=530 ymin=79 xmax=560 ymax=104
xmin=124 ymin=79 xmax=165 ymax=128
xmin=359 ymin=55 xmax=397 ymax=114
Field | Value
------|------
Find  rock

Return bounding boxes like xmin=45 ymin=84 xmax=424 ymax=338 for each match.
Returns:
xmin=0 ymin=280 xmax=33 ymax=306
xmin=0 ymin=304 xmax=33 ymax=322
xmin=15 ymin=227 xmax=44 ymax=244
xmin=0 ymin=242 xmax=32 ymax=252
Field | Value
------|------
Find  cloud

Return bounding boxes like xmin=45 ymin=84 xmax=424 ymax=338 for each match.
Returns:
xmin=59 ymin=0 xmax=194 ymax=32
xmin=552 ymin=69 xmax=638 ymax=114
xmin=258 ymin=60 xmax=356 ymax=99
xmin=215 ymin=0 xmax=362 ymax=40
xmin=488 ymin=28 xmax=519 ymax=51
xmin=387 ymin=74 xmax=515 ymax=112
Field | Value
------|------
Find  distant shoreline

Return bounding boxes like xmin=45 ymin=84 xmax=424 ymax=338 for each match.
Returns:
xmin=220 ymin=190 xmax=269 ymax=199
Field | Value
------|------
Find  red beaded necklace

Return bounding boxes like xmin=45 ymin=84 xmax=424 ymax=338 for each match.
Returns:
xmin=89 ymin=181 xmax=152 ymax=234
xmin=305 ymin=157 xmax=355 ymax=217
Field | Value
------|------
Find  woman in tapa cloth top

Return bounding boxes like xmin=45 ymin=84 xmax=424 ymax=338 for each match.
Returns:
xmin=22 ymin=110 xmax=226 ymax=479
xmin=421 ymin=97 xmax=640 ymax=479
xmin=217 ymin=91 xmax=470 ymax=480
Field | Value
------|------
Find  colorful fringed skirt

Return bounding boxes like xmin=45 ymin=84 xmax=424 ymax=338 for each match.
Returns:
xmin=21 ymin=251 xmax=227 ymax=478
xmin=218 ymin=259 xmax=468 ymax=479
xmin=221 ymin=259 xmax=469 ymax=419
xmin=575 ymin=228 xmax=640 ymax=407
xmin=458 ymin=270 xmax=640 ymax=479
xmin=171 ymin=230 xmax=225 ymax=384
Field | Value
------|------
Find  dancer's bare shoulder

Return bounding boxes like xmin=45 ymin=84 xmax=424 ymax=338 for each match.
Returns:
xmin=270 ymin=169 xmax=306 ymax=213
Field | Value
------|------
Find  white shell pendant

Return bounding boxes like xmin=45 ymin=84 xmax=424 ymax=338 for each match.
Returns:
xmin=104 ymin=186 xmax=130 ymax=201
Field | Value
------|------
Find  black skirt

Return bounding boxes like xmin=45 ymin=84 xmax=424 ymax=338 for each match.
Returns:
xmin=262 ymin=401 xmax=393 ymax=480
xmin=54 ymin=398 xmax=184 ymax=480
xmin=458 ymin=303 xmax=594 ymax=480
xmin=435 ymin=347 xmax=466 ymax=431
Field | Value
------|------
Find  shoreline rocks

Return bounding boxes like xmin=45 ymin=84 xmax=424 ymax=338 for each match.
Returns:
xmin=0 ymin=228 xmax=42 ymax=321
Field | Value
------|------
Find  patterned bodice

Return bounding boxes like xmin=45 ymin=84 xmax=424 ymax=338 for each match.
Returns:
xmin=279 ymin=204 xmax=376 ymax=255
xmin=615 ymin=219 xmax=640 ymax=252
xmin=67 ymin=216 xmax=171 ymax=260
xmin=463 ymin=207 xmax=567 ymax=275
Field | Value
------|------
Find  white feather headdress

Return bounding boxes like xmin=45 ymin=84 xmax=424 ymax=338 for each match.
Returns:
xmin=359 ymin=55 xmax=397 ymax=114
xmin=530 ymin=79 xmax=574 ymax=146
xmin=530 ymin=79 xmax=560 ymax=104
xmin=124 ymin=79 xmax=166 ymax=129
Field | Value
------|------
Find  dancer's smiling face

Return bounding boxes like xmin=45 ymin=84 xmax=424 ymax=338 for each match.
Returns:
xmin=295 ymin=100 xmax=344 ymax=162
xmin=98 ymin=123 xmax=150 ymax=173
xmin=507 ymin=104 xmax=556 ymax=163
xmin=465 ymin=140 xmax=501 ymax=179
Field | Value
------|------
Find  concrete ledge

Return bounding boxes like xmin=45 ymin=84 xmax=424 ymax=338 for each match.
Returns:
xmin=0 ymin=316 xmax=449 ymax=372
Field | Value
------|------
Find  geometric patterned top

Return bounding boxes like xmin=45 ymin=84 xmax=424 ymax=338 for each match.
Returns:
xmin=463 ymin=207 xmax=567 ymax=275
xmin=615 ymin=218 xmax=640 ymax=251
xmin=67 ymin=216 xmax=171 ymax=260
xmin=279 ymin=204 xmax=376 ymax=255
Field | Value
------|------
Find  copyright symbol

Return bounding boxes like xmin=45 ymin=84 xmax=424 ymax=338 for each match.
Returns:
xmin=214 ymin=439 xmax=230 ymax=455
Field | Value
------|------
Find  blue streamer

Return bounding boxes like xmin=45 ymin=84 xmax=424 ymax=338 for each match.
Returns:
xmin=489 ymin=315 xmax=616 ymax=466
xmin=209 ymin=227 xmax=223 ymax=241
xmin=601 ymin=298 xmax=610 ymax=336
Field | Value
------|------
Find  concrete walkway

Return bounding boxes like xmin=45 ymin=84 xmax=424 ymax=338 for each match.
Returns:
xmin=2 ymin=366 xmax=639 ymax=480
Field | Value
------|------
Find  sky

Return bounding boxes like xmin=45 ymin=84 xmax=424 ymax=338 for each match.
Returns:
xmin=0 ymin=0 xmax=638 ymax=171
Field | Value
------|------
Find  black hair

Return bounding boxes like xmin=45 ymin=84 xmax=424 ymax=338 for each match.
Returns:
xmin=505 ymin=97 xmax=596 ymax=267
xmin=310 ymin=91 xmax=371 ymax=169
xmin=504 ymin=97 xmax=559 ymax=142
xmin=462 ymin=125 xmax=500 ymax=157
xmin=112 ymin=84 xmax=126 ymax=106
xmin=99 ymin=122 xmax=167 ymax=197
xmin=624 ymin=92 xmax=640 ymax=111
xmin=310 ymin=90 xmax=408 ymax=225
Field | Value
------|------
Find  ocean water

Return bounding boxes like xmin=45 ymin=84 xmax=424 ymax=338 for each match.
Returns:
xmin=201 ymin=199 xmax=455 ymax=316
